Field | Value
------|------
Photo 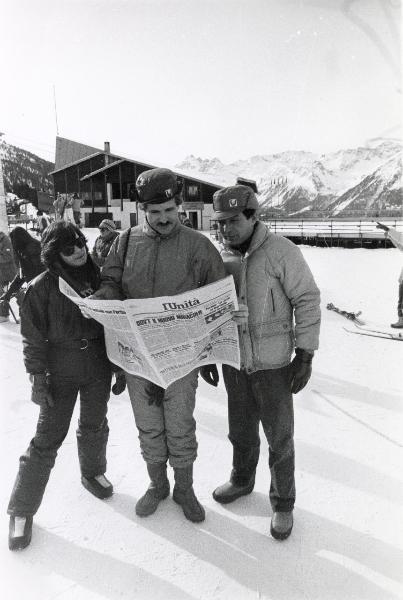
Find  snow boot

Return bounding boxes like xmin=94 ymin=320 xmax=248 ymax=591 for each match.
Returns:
xmin=391 ymin=316 xmax=403 ymax=329
xmin=270 ymin=511 xmax=293 ymax=541
xmin=135 ymin=463 xmax=170 ymax=517
xmin=81 ymin=474 xmax=113 ymax=499
xmin=9 ymin=516 xmax=33 ymax=551
xmin=0 ymin=299 xmax=9 ymax=322
xmin=212 ymin=475 xmax=255 ymax=504
xmin=173 ymin=465 xmax=205 ymax=523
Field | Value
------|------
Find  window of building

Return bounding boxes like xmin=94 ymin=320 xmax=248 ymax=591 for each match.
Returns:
xmin=111 ymin=182 xmax=121 ymax=199
xmin=187 ymin=185 xmax=199 ymax=199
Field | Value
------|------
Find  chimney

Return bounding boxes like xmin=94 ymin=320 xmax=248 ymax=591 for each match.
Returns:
xmin=104 ymin=141 xmax=110 ymax=165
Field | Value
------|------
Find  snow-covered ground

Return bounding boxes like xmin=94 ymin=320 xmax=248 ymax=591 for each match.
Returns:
xmin=1 ymin=229 xmax=402 ymax=600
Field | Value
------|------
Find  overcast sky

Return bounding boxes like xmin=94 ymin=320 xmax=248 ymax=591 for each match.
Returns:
xmin=1 ymin=0 xmax=401 ymax=166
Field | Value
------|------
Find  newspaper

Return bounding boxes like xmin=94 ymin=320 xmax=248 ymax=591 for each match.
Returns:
xmin=60 ymin=275 xmax=240 ymax=388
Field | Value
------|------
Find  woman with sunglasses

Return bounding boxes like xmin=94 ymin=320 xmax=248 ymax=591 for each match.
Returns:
xmin=7 ymin=221 xmax=122 ymax=551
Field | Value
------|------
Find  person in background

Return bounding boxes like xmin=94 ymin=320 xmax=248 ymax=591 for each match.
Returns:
xmin=0 ymin=231 xmax=18 ymax=321
xmin=178 ymin=212 xmax=193 ymax=228
xmin=7 ymin=221 xmax=124 ymax=551
xmin=53 ymin=193 xmax=67 ymax=220
xmin=202 ymin=185 xmax=321 ymax=540
xmin=36 ymin=210 xmax=51 ymax=236
xmin=90 ymin=168 xmax=225 ymax=523
xmin=72 ymin=193 xmax=84 ymax=228
xmin=376 ymin=222 xmax=403 ymax=328
xmin=91 ymin=219 xmax=119 ymax=267
xmin=0 ymin=227 xmax=45 ymax=321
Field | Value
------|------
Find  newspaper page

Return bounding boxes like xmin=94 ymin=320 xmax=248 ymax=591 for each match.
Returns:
xmin=59 ymin=275 xmax=240 ymax=388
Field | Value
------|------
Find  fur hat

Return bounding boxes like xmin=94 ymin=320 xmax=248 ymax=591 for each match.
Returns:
xmin=99 ymin=219 xmax=116 ymax=232
xmin=213 ymin=185 xmax=259 ymax=220
xmin=136 ymin=168 xmax=181 ymax=205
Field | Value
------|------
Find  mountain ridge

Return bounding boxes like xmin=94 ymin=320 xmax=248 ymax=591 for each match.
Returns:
xmin=175 ymin=138 xmax=402 ymax=217
xmin=1 ymin=138 xmax=401 ymax=217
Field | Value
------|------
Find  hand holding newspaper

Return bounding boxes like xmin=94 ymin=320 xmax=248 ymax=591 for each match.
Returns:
xmin=60 ymin=275 xmax=240 ymax=389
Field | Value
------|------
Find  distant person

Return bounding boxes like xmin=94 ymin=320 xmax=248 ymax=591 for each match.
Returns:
xmin=179 ymin=212 xmax=193 ymax=228
xmin=376 ymin=222 xmax=403 ymax=328
xmin=203 ymin=185 xmax=321 ymax=540
xmin=91 ymin=219 xmax=119 ymax=267
xmin=53 ymin=193 xmax=67 ymax=220
xmin=89 ymin=168 xmax=225 ymax=523
xmin=0 ymin=227 xmax=45 ymax=320
xmin=7 ymin=221 xmax=124 ymax=551
xmin=0 ymin=231 xmax=18 ymax=322
xmin=36 ymin=210 xmax=51 ymax=236
xmin=72 ymin=193 xmax=84 ymax=227
xmin=63 ymin=195 xmax=75 ymax=223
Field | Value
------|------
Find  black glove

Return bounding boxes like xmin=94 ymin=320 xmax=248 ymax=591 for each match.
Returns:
xmin=376 ymin=222 xmax=389 ymax=232
xmin=111 ymin=370 xmax=126 ymax=395
xmin=199 ymin=364 xmax=219 ymax=387
xmin=289 ymin=349 xmax=313 ymax=394
xmin=29 ymin=373 xmax=54 ymax=407
xmin=147 ymin=382 xmax=165 ymax=407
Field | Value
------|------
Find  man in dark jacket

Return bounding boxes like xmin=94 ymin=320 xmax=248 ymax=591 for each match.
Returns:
xmin=7 ymin=222 xmax=124 ymax=551
xmin=90 ymin=168 xmax=225 ymax=523
xmin=0 ymin=227 xmax=45 ymax=321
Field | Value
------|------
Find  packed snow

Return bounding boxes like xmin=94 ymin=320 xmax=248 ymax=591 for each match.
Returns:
xmin=0 ymin=228 xmax=402 ymax=600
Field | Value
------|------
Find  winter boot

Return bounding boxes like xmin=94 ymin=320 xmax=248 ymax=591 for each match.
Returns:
xmin=81 ymin=474 xmax=113 ymax=499
xmin=0 ymin=299 xmax=10 ymax=322
xmin=173 ymin=465 xmax=205 ymax=523
xmin=135 ymin=463 xmax=170 ymax=517
xmin=270 ymin=511 xmax=294 ymax=540
xmin=9 ymin=516 xmax=33 ymax=551
xmin=212 ymin=474 xmax=255 ymax=504
xmin=391 ymin=316 xmax=403 ymax=329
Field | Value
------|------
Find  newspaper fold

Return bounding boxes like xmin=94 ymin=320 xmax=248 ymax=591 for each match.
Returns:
xmin=60 ymin=275 xmax=240 ymax=388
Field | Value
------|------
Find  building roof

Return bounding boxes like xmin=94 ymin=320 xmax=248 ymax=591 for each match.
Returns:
xmin=79 ymin=159 xmax=126 ymax=180
xmin=53 ymin=136 xmax=104 ymax=172
xmin=51 ymin=137 xmax=223 ymax=189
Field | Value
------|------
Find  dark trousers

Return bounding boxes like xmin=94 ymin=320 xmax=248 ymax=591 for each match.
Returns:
xmin=397 ymin=281 xmax=403 ymax=317
xmin=222 ymin=364 xmax=295 ymax=512
xmin=8 ymin=347 xmax=111 ymax=517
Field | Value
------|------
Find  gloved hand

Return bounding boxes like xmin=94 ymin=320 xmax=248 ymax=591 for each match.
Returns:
xmin=111 ymin=370 xmax=126 ymax=395
xmin=289 ymin=348 xmax=313 ymax=394
xmin=376 ymin=222 xmax=389 ymax=232
xmin=199 ymin=364 xmax=219 ymax=387
xmin=147 ymin=382 xmax=165 ymax=407
xmin=29 ymin=374 xmax=54 ymax=407
xmin=87 ymin=289 xmax=110 ymax=300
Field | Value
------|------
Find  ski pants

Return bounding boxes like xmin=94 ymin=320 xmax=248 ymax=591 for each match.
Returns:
xmin=8 ymin=342 xmax=112 ymax=517
xmin=397 ymin=280 xmax=403 ymax=317
xmin=222 ymin=364 xmax=295 ymax=512
xmin=125 ymin=369 xmax=199 ymax=468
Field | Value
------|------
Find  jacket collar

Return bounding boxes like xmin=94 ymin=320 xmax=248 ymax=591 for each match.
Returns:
xmin=222 ymin=221 xmax=268 ymax=257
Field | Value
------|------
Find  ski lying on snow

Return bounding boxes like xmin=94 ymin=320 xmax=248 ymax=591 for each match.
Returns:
xmin=343 ymin=326 xmax=403 ymax=341
xmin=327 ymin=302 xmax=403 ymax=340
xmin=352 ymin=322 xmax=403 ymax=339
xmin=326 ymin=302 xmax=365 ymax=325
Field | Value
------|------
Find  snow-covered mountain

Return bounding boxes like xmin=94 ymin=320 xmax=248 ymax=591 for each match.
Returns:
xmin=175 ymin=138 xmax=402 ymax=217
xmin=0 ymin=140 xmax=54 ymax=200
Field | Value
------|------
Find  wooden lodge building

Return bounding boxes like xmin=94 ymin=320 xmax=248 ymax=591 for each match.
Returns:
xmin=50 ymin=137 xmax=222 ymax=230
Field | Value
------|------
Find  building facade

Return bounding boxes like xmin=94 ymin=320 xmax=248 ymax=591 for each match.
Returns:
xmin=50 ymin=137 xmax=221 ymax=230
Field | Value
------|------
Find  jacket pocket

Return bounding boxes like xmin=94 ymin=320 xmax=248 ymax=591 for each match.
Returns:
xmin=249 ymin=320 xmax=294 ymax=367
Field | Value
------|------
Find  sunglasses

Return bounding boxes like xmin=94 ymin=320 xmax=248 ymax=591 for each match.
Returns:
xmin=60 ymin=237 xmax=86 ymax=256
